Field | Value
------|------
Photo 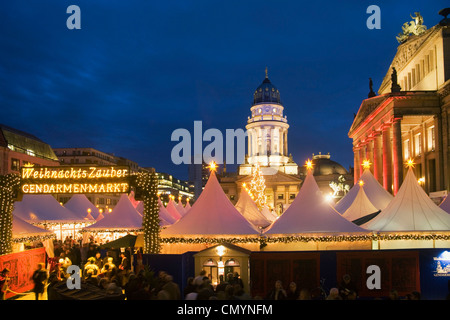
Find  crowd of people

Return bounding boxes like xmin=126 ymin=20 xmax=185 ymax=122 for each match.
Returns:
xmin=2 ymin=236 xmax=438 ymax=300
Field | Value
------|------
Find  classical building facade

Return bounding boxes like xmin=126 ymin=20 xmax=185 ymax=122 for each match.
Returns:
xmin=349 ymin=12 xmax=450 ymax=199
xmin=220 ymin=70 xmax=302 ymax=214
xmin=239 ymin=68 xmax=299 ymax=176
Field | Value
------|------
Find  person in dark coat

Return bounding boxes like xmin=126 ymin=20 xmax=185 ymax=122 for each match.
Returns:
xmin=286 ymin=282 xmax=300 ymax=300
xmin=265 ymin=280 xmax=287 ymax=300
xmin=31 ymin=263 xmax=48 ymax=300
xmin=119 ymin=252 xmax=130 ymax=271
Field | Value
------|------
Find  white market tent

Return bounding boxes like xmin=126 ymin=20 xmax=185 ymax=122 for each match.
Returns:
xmin=83 ymin=194 xmax=143 ymax=233
xmin=264 ymin=169 xmax=367 ymax=235
xmin=158 ymin=198 xmax=176 ymax=226
xmin=12 ymin=194 xmax=90 ymax=241
xmin=12 ymin=214 xmax=56 ymax=254
xmin=342 ymin=184 xmax=380 ymax=223
xmin=235 ymin=188 xmax=271 ymax=229
xmin=128 ymin=191 xmax=140 ymax=208
xmin=166 ymin=198 xmax=182 ymax=222
xmin=184 ymin=201 xmax=191 ymax=213
xmin=261 ymin=205 xmax=278 ymax=222
xmin=64 ymin=194 xmax=99 ymax=220
xmin=12 ymin=214 xmax=54 ymax=241
xmin=160 ymin=170 xmax=260 ymax=237
xmin=176 ymin=199 xmax=187 ymax=216
xmin=136 ymin=201 xmax=144 ymax=214
xmin=334 ymin=168 xmax=393 ymax=214
xmin=13 ymin=194 xmax=86 ymax=223
xmin=362 ymin=168 xmax=450 ymax=231
xmin=438 ymin=195 xmax=450 ymax=214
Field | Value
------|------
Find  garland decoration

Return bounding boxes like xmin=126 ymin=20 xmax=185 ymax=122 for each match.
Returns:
xmin=135 ymin=171 xmax=160 ymax=254
xmin=0 ymin=174 xmax=20 ymax=255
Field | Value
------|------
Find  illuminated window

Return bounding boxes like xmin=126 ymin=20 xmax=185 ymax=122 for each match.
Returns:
xmin=278 ymin=194 xmax=284 ymax=200
xmin=427 ymin=126 xmax=435 ymax=151
xmin=414 ymin=133 xmax=422 ymax=156
xmin=27 ymin=149 xmax=35 ymax=157
xmin=403 ymin=139 xmax=410 ymax=160
xmin=11 ymin=158 xmax=20 ymax=171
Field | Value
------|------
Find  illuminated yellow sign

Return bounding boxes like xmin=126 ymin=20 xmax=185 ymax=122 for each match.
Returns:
xmin=20 ymin=166 xmax=130 ymax=194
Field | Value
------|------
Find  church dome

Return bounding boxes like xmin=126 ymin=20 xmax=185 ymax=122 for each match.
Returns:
xmin=311 ymin=153 xmax=348 ymax=176
xmin=253 ymin=69 xmax=281 ymax=106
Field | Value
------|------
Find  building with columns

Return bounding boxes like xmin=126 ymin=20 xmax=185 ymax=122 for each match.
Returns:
xmin=220 ymin=70 xmax=301 ymax=214
xmin=349 ymin=11 xmax=450 ymax=198
xmin=239 ymin=68 xmax=298 ymax=175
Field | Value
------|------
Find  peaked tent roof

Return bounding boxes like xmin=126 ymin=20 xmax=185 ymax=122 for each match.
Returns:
xmin=235 ymin=188 xmax=271 ymax=228
xmin=64 ymin=194 xmax=99 ymax=220
xmin=84 ymin=194 xmax=143 ymax=231
xmin=161 ymin=171 xmax=260 ymax=236
xmin=13 ymin=195 xmax=86 ymax=222
xmin=158 ymin=198 xmax=177 ymax=225
xmin=342 ymin=185 xmax=380 ymax=222
xmin=166 ymin=198 xmax=182 ymax=222
xmin=362 ymin=168 xmax=450 ymax=231
xmin=128 ymin=191 xmax=140 ymax=208
xmin=136 ymin=201 xmax=144 ymax=214
xmin=438 ymin=195 xmax=450 ymax=214
xmin=184 ymin=201 xmax=191 ymax=212
xmin=176 ymin=200 xmax=187 ymax=216
xmin=12 ymin=214 xmax=54 ymax=239
xmin=335 ymin=169 xmax=393 ymax=214
xmin=264 ymin=170 xmax=367 ymax=235
xmin=261 ymin=205 xmax=278 ymax=222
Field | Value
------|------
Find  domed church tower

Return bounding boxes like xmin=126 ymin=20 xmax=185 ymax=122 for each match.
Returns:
xmin=239 ymin=68 xmax=299 ymax=175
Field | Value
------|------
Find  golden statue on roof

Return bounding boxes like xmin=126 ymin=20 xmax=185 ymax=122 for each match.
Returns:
xmin=396 ymin=12 xmax=427 ymax=44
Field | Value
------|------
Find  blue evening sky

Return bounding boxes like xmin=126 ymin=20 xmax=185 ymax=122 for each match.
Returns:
xmin=0 ymin=1 xmax=447 ymax=180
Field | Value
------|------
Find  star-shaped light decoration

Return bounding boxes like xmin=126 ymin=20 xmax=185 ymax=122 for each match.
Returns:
xmin=358 ymin=180 xmax=365 ymax=187
xmin=362 ymin=159 xmax=371 ymax=170
xmin=208 ymin=161 xmax=217 ymax=172
xmin=405 ymin=158 xmax=415 ymax=168
xmin=305 ymin=159 xmax=313 ymax=171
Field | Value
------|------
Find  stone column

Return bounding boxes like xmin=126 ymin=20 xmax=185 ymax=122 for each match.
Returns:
xmin=392 ymin=118 xmax=403 ymax=195
xmin=373 ymin=132 xmax=383 ymax=184
xmin=279 ymin=129 xmax=283 ymax=156
xmin=248 ymin=129 xmax=253 ymax=157
xmin=283 ymin=130 xmax=288 ymax=156
xmin=421 ymin=123 xmax=427 ymax=192
xmin=366 ymin=138 xmax=374 ymax=174
xmin=358 ymin=143 xmax=366 ymax=178
xmin=353 ymin=145 xmax=361 ymax=184
xmin=434 ymin=114 xmax=444 ymax=191
xmin=382 ymin=124 xmax=393 ymax=193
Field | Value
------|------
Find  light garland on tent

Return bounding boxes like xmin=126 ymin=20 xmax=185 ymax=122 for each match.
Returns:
xmin=248 ymin=164 xmax=267 ymax=210
xmin=160 ymin=237 xmax=262 ymax=245
xmin=80 ymin=228 xmax=143 ymax=234
xmin=265 ymin=234 xmax=375 ymax=243
xmin=12 ymin=233 xmax=56 ymax=244
xmin=135 ymin=172 xmax=160 ymax=254
xmin=160 ymin=233 xmax=450 ymax=247
xmin=0 ymin=174 xmax=20 ymax=255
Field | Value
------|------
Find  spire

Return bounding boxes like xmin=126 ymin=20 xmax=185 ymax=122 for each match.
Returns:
xmin=265 ymin=66 xmax=268 ymax=79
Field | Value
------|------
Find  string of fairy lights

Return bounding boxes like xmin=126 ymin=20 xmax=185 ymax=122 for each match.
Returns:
xmin=247 ymin=163 xmax=267 ymax=210
xmin=135 ymin=171 xmax=160 ymax=254
xmin=1 ymin=157 xmax=450 ymax=254
xmin=0 ymin=174 xmax=20 ymax=255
